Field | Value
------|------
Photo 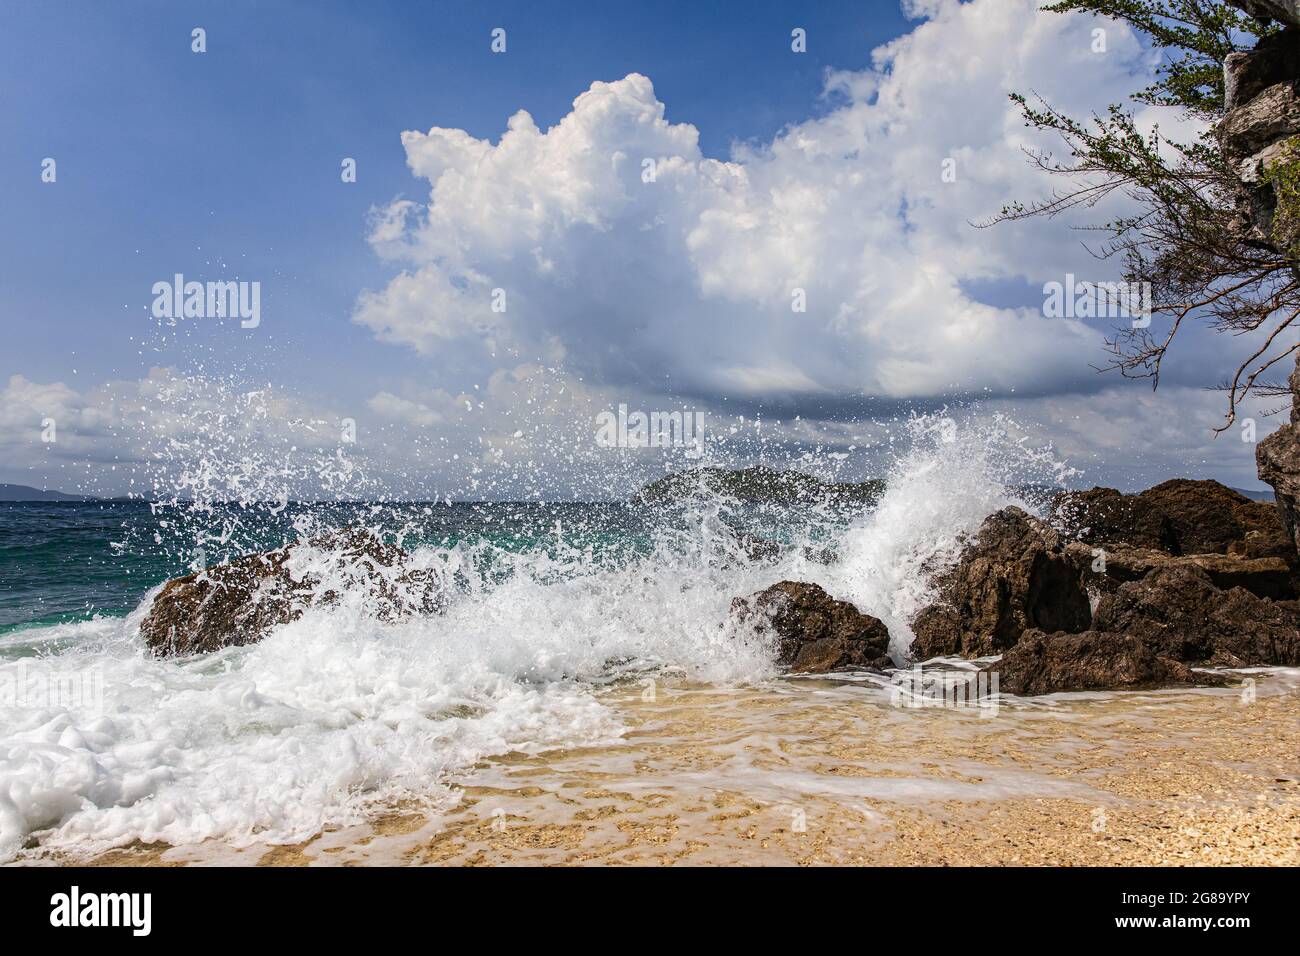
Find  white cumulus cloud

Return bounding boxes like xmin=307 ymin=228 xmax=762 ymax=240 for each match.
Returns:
xmin=353 ymin=0 xmax=1174 ymax=409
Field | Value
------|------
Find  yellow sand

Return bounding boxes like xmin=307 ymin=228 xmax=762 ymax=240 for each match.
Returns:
xmin=72 ymin=668 xmax=1300 ymax=867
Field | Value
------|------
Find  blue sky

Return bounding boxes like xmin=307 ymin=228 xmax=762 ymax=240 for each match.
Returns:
xmin=1 ymin=0 xmax=908 ymax=397
xmin=0 ymin=0 xmax=1284 ymax=497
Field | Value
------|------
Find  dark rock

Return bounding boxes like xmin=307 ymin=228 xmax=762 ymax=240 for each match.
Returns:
xmin=1138 ymin=478 xmax=1286 ymax=556
xmin=1067 ymin=541 xmax=1294 ymax=599
xmin=1055 ymin=478 xmax=1295 ymax=599
xmin=1231 ymin=0 xmax=1300 ymax=29
xmin=1219 ymin=79 xmax=1300 ymax=159
xmin=988 ymin=629 xmax=1208 ymax=696
xmin=909 ymin=507 xmax=1091 ymax=659
xmin=140 ymin=548 xmax=305 ymax=657
xmin=731 ymin=581 xmax=891 ymax=673
xmin=1092 ymin=564 xmax=1300 ymax=666
xmin=139 ymin=528 xmax=445 ymax=657
xmin=735 ymin=533 xmax=783 ymax=564
xmin=1225 ymin=29 xmax=1300 ymax=109
xmin=1227 ymin=527 xmax=1295 ymax=560
xmin=1257 ymin=360 xmax=1300 ymax=557
xmin=1056 ymin=479 xmax=1290 ymax=558
xmin=1051 ymin=486 xmax=1176 ymax=551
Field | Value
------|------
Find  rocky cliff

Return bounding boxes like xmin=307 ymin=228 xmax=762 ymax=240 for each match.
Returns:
xmin=1223 ymin=2 xmax=1300 ymax=551
xmin=1221 ymin=1 xmax=1300 ymax=254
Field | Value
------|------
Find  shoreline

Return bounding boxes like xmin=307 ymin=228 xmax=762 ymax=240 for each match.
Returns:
xmin=37 ymin=667 xmax=1300 ymax=867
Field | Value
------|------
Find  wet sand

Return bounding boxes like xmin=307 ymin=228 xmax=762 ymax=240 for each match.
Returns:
xmin=69 ymin=667 xmax=1300 ymax=867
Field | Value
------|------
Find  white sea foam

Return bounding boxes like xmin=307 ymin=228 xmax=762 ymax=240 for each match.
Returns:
xmin=0 ymin=413 xmax=1074 ymax=861
xmin=824 ymin=415 xmax=1072 ymax=660
xmin=0 ymin=532 xmax=784 ymax=861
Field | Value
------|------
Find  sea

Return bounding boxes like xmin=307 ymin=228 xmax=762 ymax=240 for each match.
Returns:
xmin=0 ymin=420 xmax=1253 ymax=863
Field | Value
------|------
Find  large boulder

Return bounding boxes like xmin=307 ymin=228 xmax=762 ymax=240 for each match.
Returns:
xmin=910 ymin=507 xmax=1091 ymax=659
xmin=1138 ymin=479 xmax=1285 ymax=556
xmin=1057 ymin=480 xmax=1286 ymax=557
xmin=140 ymin=548 xmax=305 ymax=656
xmin=988 ymin=629 xmax=1206 ymax=696
xmin=1092 ymin=564 xmax=1300 ymax=667
xmin=139 ymin=528 xmax=445 ymax=657
xmin=731 ymin=581 xmax=892 ymax=673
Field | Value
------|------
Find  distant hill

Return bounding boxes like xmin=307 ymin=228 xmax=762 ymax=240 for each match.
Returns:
xmin=634 ymin=466 xmax=885 ymax=506
xmin=1230 ymin=486 xmax=1275 ymax=502
xmin=0 ymin=484 xmax=98 ymax=502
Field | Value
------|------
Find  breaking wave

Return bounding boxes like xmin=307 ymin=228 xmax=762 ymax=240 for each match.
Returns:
xmin=0 ymin=413 xmax=1073 ymax=861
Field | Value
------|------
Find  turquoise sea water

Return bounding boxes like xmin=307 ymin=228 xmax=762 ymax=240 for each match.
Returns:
xmin=0 ymin=501 xmax=643 ymax=634
xmin=0 ymin=498 xmax=844 ymax=636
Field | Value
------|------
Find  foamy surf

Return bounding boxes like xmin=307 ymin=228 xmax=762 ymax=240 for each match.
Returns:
xmin=0 ymin=415 xmax=1080 ymax=862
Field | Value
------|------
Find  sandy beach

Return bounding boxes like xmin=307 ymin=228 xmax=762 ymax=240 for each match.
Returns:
xmin=72 ymin=667 xmax=1300 ymax=867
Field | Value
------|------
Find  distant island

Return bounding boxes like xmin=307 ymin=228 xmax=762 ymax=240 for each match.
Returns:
xmin=634 ymin=466 xmax=886 ymax=506
xmin=0 ymin=484 xmax=99 ymax=502
xmin=1232 ymin=486 xmax=1276 ymax=502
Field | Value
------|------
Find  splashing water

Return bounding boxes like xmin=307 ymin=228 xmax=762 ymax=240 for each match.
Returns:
xmin=825 ymin=414 xmax=1077 ymax=660
xmin=0 ymin=412 xmax=1075 ymax=861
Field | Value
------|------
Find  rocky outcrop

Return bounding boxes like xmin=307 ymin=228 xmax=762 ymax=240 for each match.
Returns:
xmin=1053 ymin=478 xmax=1295 ymax=602
xmin=988 ymin=629 xmax=1205 ymax=696
xmin=1051 ymin=486 xmax=1176 ymax=551
xmin=731 ymin=581 xmax=891 ymax=673
xmin=139 ymin=528 xmax=445 ymax=657
xmin=140 ymin=547 xmax=305 ymax=656
xmin=1219 ymin=3 xmax=1300 ymax=561
xmin=1092 ymin=565 xmax=1300 ymax=667
xmin=1053 ymin=479 xmax=1286 ymax=557
xmin=1144 ymin=479 xmax=1285 ymax=554
xmin=909 ymin=508 xmax=1091 ymax=659
xmin=1220 ymin=78 xmax=1300 ymax=158
xmin=1258 ymin=428 xmax=1300 ymax=555
xmin=1066 ymin=541 xmax=1293 ymax=599
xmin=1225 ymin=28 xmax=1300 ymax=110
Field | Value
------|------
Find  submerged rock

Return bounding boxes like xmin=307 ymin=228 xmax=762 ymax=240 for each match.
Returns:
xmin=636 ymin=466 xmax=884 ymax=507
xmin=731 ymin=581 xmax=891 ymax=673
xmin=989 ymin=629 xmax=1206 ymax=696
xmin=734 ymin=531 xmax=783 ymax=564
xmin=909 ymin=507 xmax=1091 ymax=659
xmin=1092 ymin=565 xmax=1300 ymax=667
xmin=139 ymin=528 xmax=445 ymax=657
